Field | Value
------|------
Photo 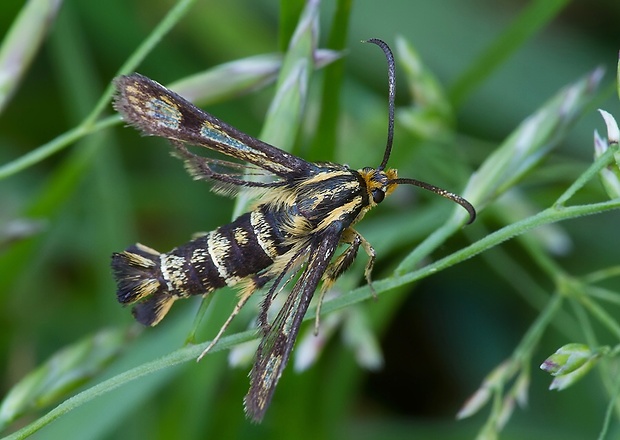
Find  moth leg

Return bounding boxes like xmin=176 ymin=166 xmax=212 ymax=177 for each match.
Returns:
xmin=314 ymin=228 xmax=376 ymax=334
xmin=356 ymin=230 xmax=377 ymax=296
xmin=197 ymin=274 xmax=270 ymax=361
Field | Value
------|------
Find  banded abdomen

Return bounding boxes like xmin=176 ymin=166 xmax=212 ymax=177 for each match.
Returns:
xmin=112 ymin=205 xmax=291 ymax=326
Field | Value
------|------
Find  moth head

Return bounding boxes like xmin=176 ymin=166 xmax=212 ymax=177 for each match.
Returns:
xmin=359 ymin=166 xmax=398 ymax=206
xmin=365 ymin=38 xmax=476 ymax=224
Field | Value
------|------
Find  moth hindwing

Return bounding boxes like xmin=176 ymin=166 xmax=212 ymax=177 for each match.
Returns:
xmin=111 ymin=38 xmax=476 ymax=423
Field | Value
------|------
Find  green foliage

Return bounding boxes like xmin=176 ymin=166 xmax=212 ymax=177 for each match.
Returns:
xmin=1 ymin=1 xmax=620 ymax=439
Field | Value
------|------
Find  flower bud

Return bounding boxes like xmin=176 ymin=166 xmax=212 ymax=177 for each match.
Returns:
xmin=594 ymin=110 xmax=620 ymax=199
xmin=540 ymin=343 xmax=605 ymax=391
xmin=540 ymin=343 xmax=592 ymax=376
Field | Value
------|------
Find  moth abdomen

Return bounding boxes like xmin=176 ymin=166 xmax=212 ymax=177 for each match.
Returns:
xmin=112 ymin=243 xmax=164 ymax=305
xmin=111 ymin=205 xmax=290 ymax=326
xmin=111 ymin=243 xmax=176 ymax=326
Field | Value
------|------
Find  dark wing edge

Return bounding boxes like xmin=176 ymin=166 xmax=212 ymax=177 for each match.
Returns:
xmin=244 ymin=223 xmax=343 ymax=422
xmin=113 ymin=73 xmax=316 ymax=178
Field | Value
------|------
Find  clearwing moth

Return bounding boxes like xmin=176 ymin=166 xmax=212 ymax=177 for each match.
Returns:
xmin=111 ymin=38 xmax=476 ymax=422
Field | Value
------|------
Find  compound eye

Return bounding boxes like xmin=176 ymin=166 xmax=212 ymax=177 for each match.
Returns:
xmin=371 ymin=188 xmax=385 ymax=204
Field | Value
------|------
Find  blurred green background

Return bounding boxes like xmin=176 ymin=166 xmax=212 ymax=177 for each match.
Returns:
xmin=1 ymin=0 xmax=620 ymax=439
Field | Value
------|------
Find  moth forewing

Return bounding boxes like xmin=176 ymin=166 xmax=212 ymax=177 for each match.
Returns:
xmin=244 ymin=225 xmax=342 ymax=421
xmin=111 ymin=38 xmax=476 ymax=423
xmin=113 ymin=73 xmax=317 ymax=178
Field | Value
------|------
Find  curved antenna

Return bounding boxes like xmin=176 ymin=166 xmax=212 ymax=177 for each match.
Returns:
xmin=391 ymin=177 xmax=477 ymax=224
xmin=364 ymin=38 xmax=395 ymax=171
xmin=366 ymin=39 xmax=476 ymax=225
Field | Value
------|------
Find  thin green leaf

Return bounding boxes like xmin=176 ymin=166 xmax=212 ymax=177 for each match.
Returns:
xmin=0 ymin=0 xmax=62 ymax=114
xmin=0 ymin=328 xmax=133 ymax=432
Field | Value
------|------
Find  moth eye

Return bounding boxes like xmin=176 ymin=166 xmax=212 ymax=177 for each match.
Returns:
xmin=371 ymin=188 xmax=385 ymax=204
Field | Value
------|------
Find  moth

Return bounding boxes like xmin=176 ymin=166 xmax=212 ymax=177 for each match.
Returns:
xmin=111 ymin=38 xmax=475 ymax=422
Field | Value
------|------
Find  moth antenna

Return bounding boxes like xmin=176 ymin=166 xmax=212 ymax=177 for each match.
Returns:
xmin=392 ymin=177 xmax=477 ymax=224
xmin=364 ymin=38 xmax=395 ymax=171
xmin=364 ymin=39 xmax=476 ymax=224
